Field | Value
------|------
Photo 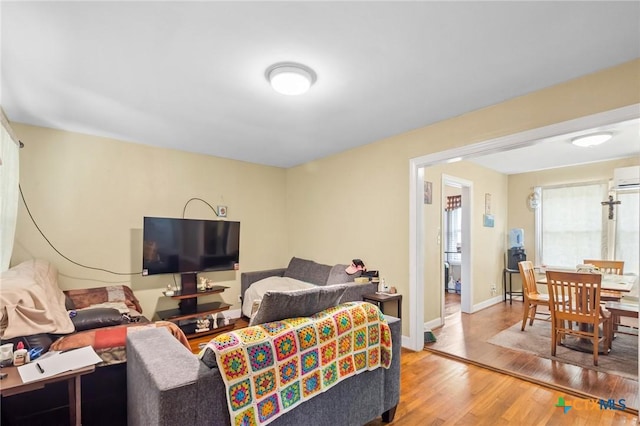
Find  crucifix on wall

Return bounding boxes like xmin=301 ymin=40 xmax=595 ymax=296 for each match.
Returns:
xmin=601 ymin=195 xmax=621 ymax=220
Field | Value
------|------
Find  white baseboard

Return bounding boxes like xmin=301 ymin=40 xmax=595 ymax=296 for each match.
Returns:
xmin=424 ymin=317 xmax=442 ymax=332
xmin=472 ymin=295 xmax=505 ymax=312
xmin=401 ymin=335 xmax=411 ymax=349
xmin=400 ymin=317 xmax=443 ymax=350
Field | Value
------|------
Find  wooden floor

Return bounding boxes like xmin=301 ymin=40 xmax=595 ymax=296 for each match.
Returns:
xmin=363 ymin=294 xmax=638 ymax=425
xmin=365 ymin=349 xmax=637 ymax=425
xmin=414 ymin=293 xmax=639 ymax=416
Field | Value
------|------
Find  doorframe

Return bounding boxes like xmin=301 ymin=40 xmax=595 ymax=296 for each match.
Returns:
xmin=407 ymin=104 xmax=639 ymax=352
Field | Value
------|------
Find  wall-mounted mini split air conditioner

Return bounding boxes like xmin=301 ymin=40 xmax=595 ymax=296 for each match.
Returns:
xmin=614 ymin=166 xmax=640 ymax=189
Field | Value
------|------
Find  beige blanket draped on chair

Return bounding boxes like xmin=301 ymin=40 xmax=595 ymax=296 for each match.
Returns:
xmin=0 ymin=259 xmax=74 ymax=339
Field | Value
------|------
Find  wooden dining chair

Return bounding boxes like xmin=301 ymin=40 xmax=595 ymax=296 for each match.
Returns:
xmin=518 ymin=261 xmax=550 ymax=331
xmin=583 ymin=259 xmax=624 ymax=275
xmin=545 ymin=270 xmax=612 ymax=366
xmin=583 ymin=259 xmax=625 ymax=301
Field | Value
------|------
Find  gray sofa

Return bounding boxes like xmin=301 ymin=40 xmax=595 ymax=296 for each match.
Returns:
xmin=126 ymin=315 xmax=401 ymax=426
xmin=241 ymin=257 xmax=378 ymax=312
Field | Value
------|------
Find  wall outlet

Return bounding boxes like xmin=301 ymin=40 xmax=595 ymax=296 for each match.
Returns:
xmin=237 ymin=294 xmax=242 ymax=303
xmin=490 ymin=284 xmax=497 ymax=294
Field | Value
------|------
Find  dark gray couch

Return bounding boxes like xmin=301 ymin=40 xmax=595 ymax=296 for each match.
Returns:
xmin=126 ymin=316 xmax=401 ymax=426
xmin=241 ymin=257 xmax=378 ymax=309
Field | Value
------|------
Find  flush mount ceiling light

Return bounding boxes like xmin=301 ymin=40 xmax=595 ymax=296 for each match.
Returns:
xmin=266 ymin=63 xmax=317 ymax=96
xmin=571 ymin=132 xmax=613 ymax=147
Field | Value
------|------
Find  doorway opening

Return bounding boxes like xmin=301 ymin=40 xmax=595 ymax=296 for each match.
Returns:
xmin=443 ymin=184 xmax=462 ymax=317
xmin=407 ymin=104 xmax=639 ymax=351
xmin=441 ymin=175 xmax=472 ymax=322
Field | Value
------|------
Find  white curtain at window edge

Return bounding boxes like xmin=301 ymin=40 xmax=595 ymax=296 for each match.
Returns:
xmin=615 ymin=189 xmax=640 ymax=275
xmin=445 ymin=207 xmax=462 ymax=264
xmin=0 ymin=115 xmax=19 ymax=272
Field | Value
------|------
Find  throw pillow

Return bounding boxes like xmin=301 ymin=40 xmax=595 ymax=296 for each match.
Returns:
xmin=249 ymin=284 xmax=347 ymax=326
xmin=283 ymin=257 xmax=331 ymax=286
xmin=71 ymin=308 xmax=124 ymax=331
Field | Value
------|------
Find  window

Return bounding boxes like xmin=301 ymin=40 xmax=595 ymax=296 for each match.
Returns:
xmin=535 ymin=182 xmax=639 ymax=274
xmin=614 ymin=189 xmax=640 ymax=274
xmin=444 ymin=201 xmax=462 ymax=264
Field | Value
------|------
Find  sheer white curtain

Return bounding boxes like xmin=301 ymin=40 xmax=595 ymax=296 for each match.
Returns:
xmin=540 ymin=182 xmax=607 ymax=268
xmin=0 ymin=110 xmax=20 ymax=271
xmin=615 ymin=189 xmax=639 ymax=274
xmin=445 ymin=207 xmax=462 ymax=264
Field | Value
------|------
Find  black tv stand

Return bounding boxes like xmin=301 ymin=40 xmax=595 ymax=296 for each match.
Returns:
xmin=178 ymin=272 xmax=198 ymax=314
xmin=155 ymin=272 xmax=232 ymax=340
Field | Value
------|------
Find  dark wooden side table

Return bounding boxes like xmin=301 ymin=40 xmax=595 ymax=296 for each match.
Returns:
xmin=363 ymin=293 xmax=402 ymax=319
xmin=502 ymin=268 xmax=523 ymax=304
xmin=0 ymin=364 xmax=95 ymax=426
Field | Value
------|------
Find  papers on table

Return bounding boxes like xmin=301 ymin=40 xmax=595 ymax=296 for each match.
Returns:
xmin=600 ymin=274 xmax=638 ymax=292
xmin=17 ymin=346 xmax=102 ymax=383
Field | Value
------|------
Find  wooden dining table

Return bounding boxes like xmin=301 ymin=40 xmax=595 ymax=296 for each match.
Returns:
xmin=536 ymin=272 xmax=638 ymax=354
xmin=536 ymin=273 xmax=637 ymax=293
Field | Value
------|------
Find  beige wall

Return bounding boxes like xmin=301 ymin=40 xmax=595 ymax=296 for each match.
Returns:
xmin=9 ymin=59 xmax=640 ymax=335
xmin=285 ymin=59 xmax=639 ymax=335
xmin=11 ymin=124 xmax=288 ymax=316
xmin=422 ymin=162 xmax=508 ymax=322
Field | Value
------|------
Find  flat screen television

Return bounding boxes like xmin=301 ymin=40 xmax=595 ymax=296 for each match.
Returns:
xmin=142 ymin=217 xmax=240 ymax=276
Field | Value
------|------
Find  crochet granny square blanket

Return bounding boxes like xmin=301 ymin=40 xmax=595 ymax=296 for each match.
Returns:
xmin=203 ymin=301 xmax=392 ymax=426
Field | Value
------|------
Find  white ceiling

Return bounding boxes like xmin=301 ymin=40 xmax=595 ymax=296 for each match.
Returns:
xmin=469 ymin=118 xmax=640 ymax=175
xmin=2 ymin=1 xmax=639 ymax=169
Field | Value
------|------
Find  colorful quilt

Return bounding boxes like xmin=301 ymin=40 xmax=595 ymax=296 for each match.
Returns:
xmin=202 ymin=301 xmax=392 ymax=426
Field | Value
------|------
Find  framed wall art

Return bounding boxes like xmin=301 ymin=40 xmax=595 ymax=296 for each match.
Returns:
xmin=483 ymin=214 xmax=494 ymax=228
xmin=485 ymin=193 xmax=492 ymax=215
xmin=424 ymin=181 xmax=432 ymax=204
